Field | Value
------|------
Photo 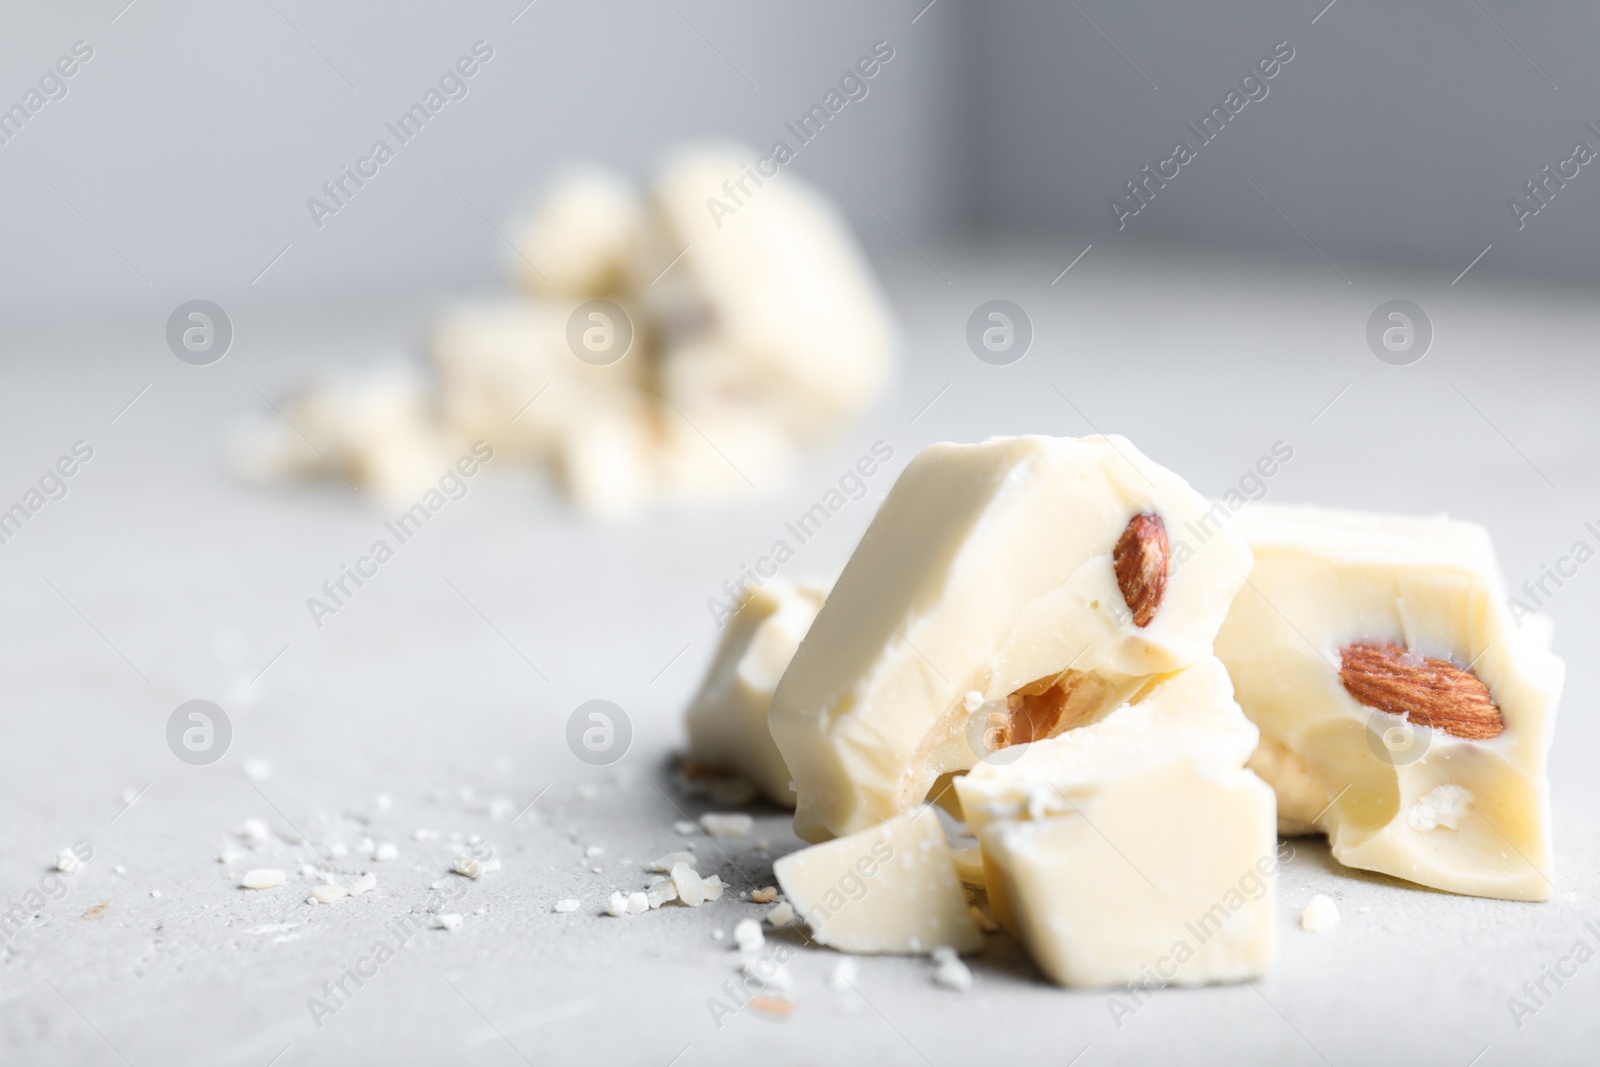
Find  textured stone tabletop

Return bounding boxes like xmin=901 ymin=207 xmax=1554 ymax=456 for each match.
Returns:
xmin=1 ymin=244 xmax=1595 ymax=1065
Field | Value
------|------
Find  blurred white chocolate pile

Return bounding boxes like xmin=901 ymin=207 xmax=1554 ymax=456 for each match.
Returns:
xmin=228 ymin=143 xmax=897 ymax=516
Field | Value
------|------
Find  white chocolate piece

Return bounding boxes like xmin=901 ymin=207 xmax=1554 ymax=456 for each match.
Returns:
xmin=1299 ymin=894 xmax=1339 ymax=933
xmin=644 ymin=144 xmax=895 ymax=441
xmin=773 ymin=810 xmax=981 ymax=955
xmin=556 ymin=387 xmax=796 ymax=519
xmin=955 ymin=660 xmax=1277 ymax=988
xmin=1215 ymin=504 xmax=1562 ymax=902
xmin=226 ymin=365 xmax=462 ymax=507
xmin=769 ymin=434 xmax=1253 ymax=842
xmin=513 ymin=165 xmax=645 ymax=295
xmin=431 ymin=298 xmax=642 ymax=463
xmin=684 ymin=578 xmax=829 ymax=806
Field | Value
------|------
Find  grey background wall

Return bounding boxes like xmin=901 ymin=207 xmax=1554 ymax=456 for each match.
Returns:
xmin=0 ymin=0 xmax=1592 ymax=326
xmin=973 ymin=1 xmax=1599 ymax=286
xmin=0 ymin=0 xmax=968 ymax=322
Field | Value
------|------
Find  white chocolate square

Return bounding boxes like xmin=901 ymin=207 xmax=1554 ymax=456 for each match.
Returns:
xmin=1216 ymin=504 xmax=1562 ymax=902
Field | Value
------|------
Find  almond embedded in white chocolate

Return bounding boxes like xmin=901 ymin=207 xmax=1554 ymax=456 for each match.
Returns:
xmin=1113 ymin=512 xmax=1170 ymax=628
xmin=1339 ymin=641 xmax=1504 ymax=741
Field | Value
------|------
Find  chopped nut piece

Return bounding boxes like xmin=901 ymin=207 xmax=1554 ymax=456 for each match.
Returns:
xmin=750 ymin=886 xmax=778 ymax=904
xmin=748 ymin=995 xmax=795 ymax=1019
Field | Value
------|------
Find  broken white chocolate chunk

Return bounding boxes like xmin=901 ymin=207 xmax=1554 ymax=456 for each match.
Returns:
xmin=769 ymin=435 xmax=1253 ymax=842
xmin=513 ymin=164 xmax=645 ymax=296
xmin=643 ymin=144 xmax=896 ymax=442
xmin=773 ymin=809 xmax=981 ymax=955
xmin=553 ymin=898 xmax=581 ymax=913
xmin=684 ymin=578 xmax=830 ymax=807
xmin=954 ymin=660 xmax=1277 ymax=988
xmin=1215 ymin=504 xmax=1562 ymax=902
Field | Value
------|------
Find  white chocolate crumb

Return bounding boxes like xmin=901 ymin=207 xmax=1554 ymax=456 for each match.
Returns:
xmin=54 ymin=851 xmax=80 ymax=874
xmin=734 ymin=918 xmax=764 ymax=953
xmin=585 ymin=845 xmax=604 ymax=858
xmin=699 ymin=813 xmax=753 ymax=837
xmin=646 ymin=878 xmax=678 ymax=909
xmin=625 ymin=892 xmax=649 ymax=914
xmin=113 ymin=865 xmax=126 ymax=874
xmin=646 ymin=851 xmax=695 ymax=873
xmin=605 ymin=891 xmax=629 ymax=917
xmin=150 ymin=889 xmax=161 ymax=898
xmin=329 ymin=843 xmax=349 ymax=859
xmin=453 ymin=856 xmax=483 ymax=879
xmin=435 ymin=913 xmax=463 ymax=932
xmin=216 ymin=850 xmax=244 ymax=865
xmin=237 ymin=819 xmax=270 ymax=847
xmin=374 ymin=843 xmax=398 ymax=862
xmin=308 ymin=884 xmax=347 ymax=905
xmin=932 ymin=946 xmax=972 ymax=991
xmin=241 ymin=869 xmax=286 ymax=890
xmin=553 ymin=899 xmax=580 ymax=913
xmin=828 ymin=957 xmax=859 ymax=991
xmin=299 ymin=864 xmax=316 ymax=876
xmin=751 ymin=886 xmax=778 ymax=904
xmin=767 ymin=902 xmax=795 ymax=927
xmin=347 ymin=872 xmax=377 ymax=895
xmin=702 ymin=875 xmax=727 ymax=902
xmin=741 ymin=957 xmax=793 ymax=991
xmin=1301 ymin=894 xmax=1340 ymax=933
xmin=1406 ymin=784 xmax=1474 ymax=834
xmin=671 ymin=862 xmax=709 ymax=907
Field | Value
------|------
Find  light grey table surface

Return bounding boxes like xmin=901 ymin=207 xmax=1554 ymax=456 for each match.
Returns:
xmin=1 ymin=242 xmax=1595 ymax=1066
